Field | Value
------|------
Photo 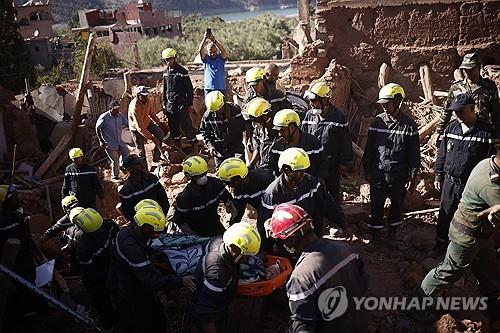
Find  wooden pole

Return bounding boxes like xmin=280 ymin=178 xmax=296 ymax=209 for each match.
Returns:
xmin=132 ymin=42 xmax=141 ymax=69
xmin=378 ymin=63 xmax=390 ymax=88
xmin=419 ymin=64 xmax=436 ymax=104
xmin=418 ymin=115 xmax=441 ymax=140
xmin=0 ymin=238 xmax=21 ymax=333
xmin=352 ymin=142 xmax=364 ymax=159
xmin=35 ymin=33 xmax=97 ymax=178
xmin=10 ymin=144 xmax=16 ymax=181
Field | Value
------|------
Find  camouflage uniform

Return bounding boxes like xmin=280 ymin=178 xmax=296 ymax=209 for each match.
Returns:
xmin=436 ymin=53 xmax=500 ymax=136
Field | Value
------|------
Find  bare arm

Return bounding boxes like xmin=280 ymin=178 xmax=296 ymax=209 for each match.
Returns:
xmin=212 ymin=38 xmax=227 ymax=59
xmin=198 ymin=34 xmax=208 ymax=61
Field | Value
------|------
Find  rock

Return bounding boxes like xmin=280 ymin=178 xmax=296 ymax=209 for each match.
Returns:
xmin=422 ymin=257 xmax=439 ymax=271
xmin=359 ymin=184 xmax=370 ymax=202
xmin=435 ymin=314 xmax=458 ymax=333
xmin=402 ymin=271 xmax=423 ymax=290
xmin=171 ymin=172 xmax=187 ymax=184
xmin=411 ymin=236 xmax=431 ymax=251
xmin=28 ymin=214 xmax=51 ymax=234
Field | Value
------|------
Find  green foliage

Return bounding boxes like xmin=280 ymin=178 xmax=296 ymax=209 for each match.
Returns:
xmin=73 ymin=36 xmax=122 ymax=79
xmin=125 ymin=14 xmax=297 ymax=67
xmin=0 ymin=2 xmax=33 ymax=91
xmin=68 ymin=12 xmax=80 ymax=29
xmin=35 ymin=62 xmax=73 ymax=86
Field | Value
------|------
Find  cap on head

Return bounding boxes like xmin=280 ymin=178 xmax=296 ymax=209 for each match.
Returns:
xmin=205 ymin=90 xmax=225 ymax=112
xmin=223 ymin=222 xmax=261 ymax=256
xmin=273 ymin=109 xmax=301 ymax=130
xmin=217 ymin=157 xmax=248 ymax=182
xmin=278 ymin=147 xmax=310 ymax=172
xmin=460 ymin=52 xmax=480 ymax=70
xmin=245 ymin=67 xmax=266 ymax=86
xmin=108 ymin=100 xmax=120 ymax=110
xmin=122 ymin=154 xmax=143 ymax=170
xmin=377 ymin=83 xmax=405 ymax=104
xmin=69 ymin=148 xmax=84 ymax=160
xmin=448 ymin=93 xmax=475 ymax=112
xmin=182 ymin=156 xmax=208 ymax=177
xmin=136 ymin=86 xmax=149 ymax=96
xmin=304 ymin=81 xmax=330 ymax=100
xmin=161 ymin=48 xmax=177 ymax=59
xmin=245 ymin=97 xmax=271 ymax=118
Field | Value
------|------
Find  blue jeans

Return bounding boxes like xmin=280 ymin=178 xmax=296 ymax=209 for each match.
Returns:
xmin=105 ymin=144 xmax=129 ymax=178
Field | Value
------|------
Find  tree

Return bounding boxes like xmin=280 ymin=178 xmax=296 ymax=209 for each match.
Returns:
xmin=0 ymin=0 xmax=33 ymax=91
xmin=73 ymin=35 xmax=122 ymax=79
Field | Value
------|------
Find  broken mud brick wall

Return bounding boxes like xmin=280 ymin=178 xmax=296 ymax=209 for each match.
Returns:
xmin=291 ymin=0 xmax=500 ymax=99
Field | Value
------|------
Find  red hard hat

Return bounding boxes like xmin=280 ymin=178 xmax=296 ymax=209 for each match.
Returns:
xmin=265 ymin=203 xmax=311 ymax=240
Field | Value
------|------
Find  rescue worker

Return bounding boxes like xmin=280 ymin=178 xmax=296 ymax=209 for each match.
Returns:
xmin=37 ymin=195 xmax=80 ymax=243
xmin=112 ymin=206 xmax=196 ymax=333
xmin=96 ymin=100 xmax=130 ymax=181
xmin=216 ymin=157 xmax=275 ymax=223
xmin=198 ymin=30 xmax=228 ymax=95
xmin=200 ymin=90 xmax=246 ymax=166
xmin=118 ymin=154 xmax=170 ymax=222
xmin=416 ymin=147 xmax=500 ymax=324
xmin=264 ymin=63 xmax=284 ymax=92
xmin=62 ymin=148 xmax=103 ymax=209
xmin=259 ymin=147 xmax=351 ymax=251
xmin=266 ymin=108 xmax=325 ymax=177
xmin=245 ymin=97 xmax=277 ymax=168
xmin=128 ymin=86 xmax=167 ymax=166
xmin=161 ymin=48 xmax=198 ymax=151
xmin=265 ymin=204 xmax=368 ymax=333
xmin=436 ymin=52 xmax=500 ymax=138
xmin=191 ymin=222 xmax=261 ymax=333
xmin=362 ymin=83 xmax=420 ymax=249
xmin=173 ymin=156 xmax=231 ymax=237
xmin=0 ymin=184 xmax=37 ymax=330
xmin=302 ymin=81 xmax=353 ymax=203
xmin=66 ymin=207 xmax=119 ymax=330
xmin=432 ymin=93 xmax=498 ymax=256
xmin=245 ymin=67 xmax=291 ymax=113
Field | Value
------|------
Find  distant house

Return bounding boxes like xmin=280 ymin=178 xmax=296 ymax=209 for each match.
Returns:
xmin=74 ymin=0 xmax=182 ymax=58
xmin=15 ymin=0 xmax=54 ymax=68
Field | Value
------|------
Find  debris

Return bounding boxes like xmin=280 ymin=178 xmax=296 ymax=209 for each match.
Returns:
xmin=422 ymin=257 xmax=439 ymax=271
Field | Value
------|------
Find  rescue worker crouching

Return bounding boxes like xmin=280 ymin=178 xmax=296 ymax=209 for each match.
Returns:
xmin=200 ymin=90 xmax=246 ymax=166
xmin=266 ymin=108 xmax=325 ymax=177
xmin=431 ymin=93 xmax=498 ymax=256
xmin=259 ymin=147 xmax=352 ymax=252
xmin=216 ymin=157 xmax=275 ymax=223
xmin=265 ymin=204 xmax=368 ymax=333
xmin=62 ymin=148 xmax=103 ymax=209
xmin=66 ymin=207 xmax=119 ymax=330
xmin=111 ymin=205 xmax=196 ymax=333
xmin=245 ymin=67 xmax=291 ymax=114
xmin=190 ymin=222 xmax=261 ymax=333
xmin=302 ymin=81 xmax=353 ymax=203
xmin=173 ymin=156 xmax=232 ymax=236
xmin=245 ymin=97 xmax=277 ymax=169
xmin=118 ymin=154 xmax=170 ymax=222
xmin=362 ymin=83 xmax=420 ymax=250
xmin=161 ymin=48 xmax=198 ymax=152
xmin=37 ymin=195 xmax=81 ymax=244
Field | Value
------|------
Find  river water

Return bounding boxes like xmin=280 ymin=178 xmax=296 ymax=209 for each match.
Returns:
xmin=207 ymin=6 xmax=298 ymax=22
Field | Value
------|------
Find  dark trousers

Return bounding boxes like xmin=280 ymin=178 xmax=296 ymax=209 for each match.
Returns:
xmin=368 ymin=173 xmax=407 ymax=231
xmin=131 ymin=123 xmax=164 ymax=162
xmin=115 ymin=294 xmax=166 ymax=333
xmin=325 ymin=164 xmax=341 ymax=204
xmin=436 ymin=176 xmax=466 ymax=244
xmin=84 ymin=279 xmax=115 ymax=329
xmin=165 ymin=104 xmax=197 ymax=144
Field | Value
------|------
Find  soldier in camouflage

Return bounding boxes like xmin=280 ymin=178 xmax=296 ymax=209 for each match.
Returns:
xmin=436 ymin=52 xmax=500 ymax=137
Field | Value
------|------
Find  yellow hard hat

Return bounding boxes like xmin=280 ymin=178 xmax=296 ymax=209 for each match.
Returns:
xmin=61 ymin=195 xmax=79 ymax=211
xmin=223 ymin=222 xmax=261 ymax=255
xmin=377 ymin=83 xmax=405 ymax=103
xmin=182 ymin=156 xmax=208 ymax=177
xmin=306 ymin=81 xmax=331 ymax=100
xmin=134 ymin=199 xmax=163 ymax=213
xmin=245 ymin=67 xmax=266 ymax=85
xmin=278 ymin=147 xmax=310 ymax=171
xmin=69 ymin=148 xmax=84 ymax=160
xmin=205 ymin=91 xmax=225 ymax=112
xmin=161 ymin=48 xmax=176 ymax=59
xmin=217 ymin=158 xmax=248 ymax=182
xmin=245 ymin=97 xmax=271 ymax=118
xmin=273 ymin=109 xmax=301 ymax=129
xmin=70 ymin=207 xmax=103 ymax=233
xmin=134 ymin=206 xmax=166 ymax=232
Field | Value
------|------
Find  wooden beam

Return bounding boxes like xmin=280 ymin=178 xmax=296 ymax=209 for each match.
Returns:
xmin=352 ymin=142 xmax=364 ymax=159
xmin=418 ymin=115 xmax=440 ymax=140
xmin=34 ymin=33 xmax=97 ymax=178
xmin=378 ymin=63 xmax=390 ymax=88
xmin=419 ymin=64 xmax=436 ymax=104
xmin=433 ymin=90 xmax=448 ymax=98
